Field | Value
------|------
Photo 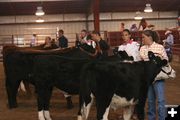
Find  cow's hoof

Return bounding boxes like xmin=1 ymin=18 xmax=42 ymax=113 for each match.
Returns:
xmin=39 ymin=116 xmax=45 ymax=120
xmin=44 ymin=110 xmax=52 ymax=120
xmin=77 ymin=115 xmax=83 ymax=120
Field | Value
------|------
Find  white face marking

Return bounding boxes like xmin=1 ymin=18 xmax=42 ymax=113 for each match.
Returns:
xmin=44 ymin=110 xmax=52 ymax=120
xmin=110 ymin=94 xmax=136 ymax=110
xmin=38 ymin=110 xmax=45 ymax=120
xmin=102 ymin=106 xmax=110 ymax=120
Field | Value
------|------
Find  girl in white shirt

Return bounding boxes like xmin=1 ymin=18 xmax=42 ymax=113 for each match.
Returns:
xmin=118 ymin=29 xmax=141 ymax=61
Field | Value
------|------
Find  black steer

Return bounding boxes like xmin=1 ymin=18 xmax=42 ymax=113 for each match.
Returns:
xmin=78 ymin=51 xmax=168 ymax=120
xmin=2 ymin=44 xmax=95 ymax=109
xmin=33 ymin=55 xmax=93 ymax=120
xmin=32 ymin=50 xmax=134 ymax=120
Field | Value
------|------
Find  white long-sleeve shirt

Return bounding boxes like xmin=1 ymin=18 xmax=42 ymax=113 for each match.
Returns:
xmin=118 ymin=40 xmax=141 ymax=61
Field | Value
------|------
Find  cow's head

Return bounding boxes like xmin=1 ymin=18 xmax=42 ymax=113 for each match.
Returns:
xmin=148 ymin=51 xmax=167 ymax=67
xmin=115 ymin=51 xmax=134 ymax=61
xmin=148 ymin=51 xmax=176 ymax=80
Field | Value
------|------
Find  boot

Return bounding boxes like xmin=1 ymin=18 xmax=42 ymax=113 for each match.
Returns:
xmin=66 ymin=96 xmax=74 ymax=109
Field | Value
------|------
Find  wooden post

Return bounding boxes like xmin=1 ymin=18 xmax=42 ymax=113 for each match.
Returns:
xmin=93 ymin=0 xmax=100 ymax=32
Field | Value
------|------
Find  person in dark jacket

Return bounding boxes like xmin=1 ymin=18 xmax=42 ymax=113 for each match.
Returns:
xmin=91 ymin=30 xmax=110 ymax=58
xmin=58 ymin=29 xmax=68 ymax=48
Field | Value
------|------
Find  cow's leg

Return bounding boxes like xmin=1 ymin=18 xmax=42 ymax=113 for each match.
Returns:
xmin=96 ymin=97 xmax=112 ymax=120
xmin=23 ymin=80 xmax=32 ymax=97
xmin=97 ymin=104 xmax=110 ymax=120
xmin=77 ymin=93 xmax=94 ymax=120
xmin=37 ymin=86 xmax=53 ymax=120
xmin=61 ymin=90 xmax=74 ymax=109
xmin=18 ymin=81 xmax=26 ymax=92
xmin=123 ymin=106 xmax=133 ymax=120
xmin=37 ymin=85 xmax=46 ymax=120
xmin=6 ymin=78 xmax=20 ymax=108
xmin=83 ymin=93 xmax=94 ymax=119
xmin=135 ymin=86 xmax=148 ymax=120
xmin=44 ymin=111 xmax=52 ymax=120
xmin=44 ymin=87 xmax=53 ymax=120
xmin=38 ymin=110 xmax=45 ymax=120
xmin=77 ymin=94 xmax=84 ymax=120
xmin=65 ymin=95 xmax=74 ymax=109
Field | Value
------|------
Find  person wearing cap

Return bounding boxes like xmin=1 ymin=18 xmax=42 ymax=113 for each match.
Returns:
xmin=163 ymin=30 xmax=174 ymax=62
xmin=163 ymin=30 xmax=174 ymax=46
xmin=30 ymin=34 xmax=37 ymax=47
xmin=130 ymin=24 xmax=138 ymax=32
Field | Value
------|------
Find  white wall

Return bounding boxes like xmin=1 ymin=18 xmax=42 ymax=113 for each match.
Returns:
xmin=88 ymin=11 xmax=178 ymax=31
xmin=0 ymin=11 xmax=178 ymax=46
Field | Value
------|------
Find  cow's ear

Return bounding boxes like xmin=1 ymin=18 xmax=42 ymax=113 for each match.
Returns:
xmin=117 ymin=51 xmax=125 ymax=59
xmin=122 ymin=51 xmax=128 ymax=57
xmin=129 ymin=56 xmax=134 ymax=61
xmin=148 ymin=51 xmax=155 ymax=60
xmin=113 ymin=48 xmax=118 ymax=55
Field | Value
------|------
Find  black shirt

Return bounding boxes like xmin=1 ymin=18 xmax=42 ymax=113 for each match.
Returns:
xmin=58 ymin=35 xmax=68 ymax=48
xmin=98 ymin=39 xmax=110 ymax=58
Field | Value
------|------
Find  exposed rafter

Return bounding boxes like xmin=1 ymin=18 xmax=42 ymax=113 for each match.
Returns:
xmin=0 ymin=0 xmax=179 ymax=16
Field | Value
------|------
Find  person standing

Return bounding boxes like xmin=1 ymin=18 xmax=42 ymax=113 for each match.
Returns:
xmin=58 ymin=29 xmax=68 ymax=48
xmin=30 ymin=34 xmax=37 ymax=47
xmin=163 ymin=30 xmax=174 ymax=62
xmin=91 ymin=30 xmax=109 ymax=58
xmin=120 ymin=22 xmax=125 ymax=32
xmin=139 ymin=30 xmax=168 ymax=120
xmin=42 ymin=37 xmax=58 ymax=49
xmin=130 ymin=24 xmax=138 ymax=32
xmin=78 ymin=29 xmax=96 ymax=48
xmin=117 ymin=29 xmax=141 ymax=120
xmin=118 ymin=29 xmax=141 ymax=61
xmin=138 ymin=19 xmax=148 ymax=31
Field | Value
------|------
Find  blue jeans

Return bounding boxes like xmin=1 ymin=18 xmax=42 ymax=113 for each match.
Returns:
xmin=148 ymin=80 xmax=166 ymax=120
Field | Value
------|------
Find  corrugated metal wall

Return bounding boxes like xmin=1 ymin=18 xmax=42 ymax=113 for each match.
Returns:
xmin=0 ymin=11 xmax=178 ymax=45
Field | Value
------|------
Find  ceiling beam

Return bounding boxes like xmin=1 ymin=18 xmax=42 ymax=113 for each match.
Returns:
xmin=0 ymin=0 xmax=82 ymax=2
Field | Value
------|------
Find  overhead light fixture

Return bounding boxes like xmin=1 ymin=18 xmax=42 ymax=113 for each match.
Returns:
xmin=144 ymin=3 xmax=153 ymax=13
xmin=35 ymin=6 xmax=45 ymax=16
xmin=134 ymin=11 xmax=143 ymax=20
xmin=36 ymin=17 xmax=44 ymax=23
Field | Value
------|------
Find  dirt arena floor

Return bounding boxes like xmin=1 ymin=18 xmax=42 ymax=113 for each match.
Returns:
xmin=0 ymin=60 xmax=180 ymax=120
